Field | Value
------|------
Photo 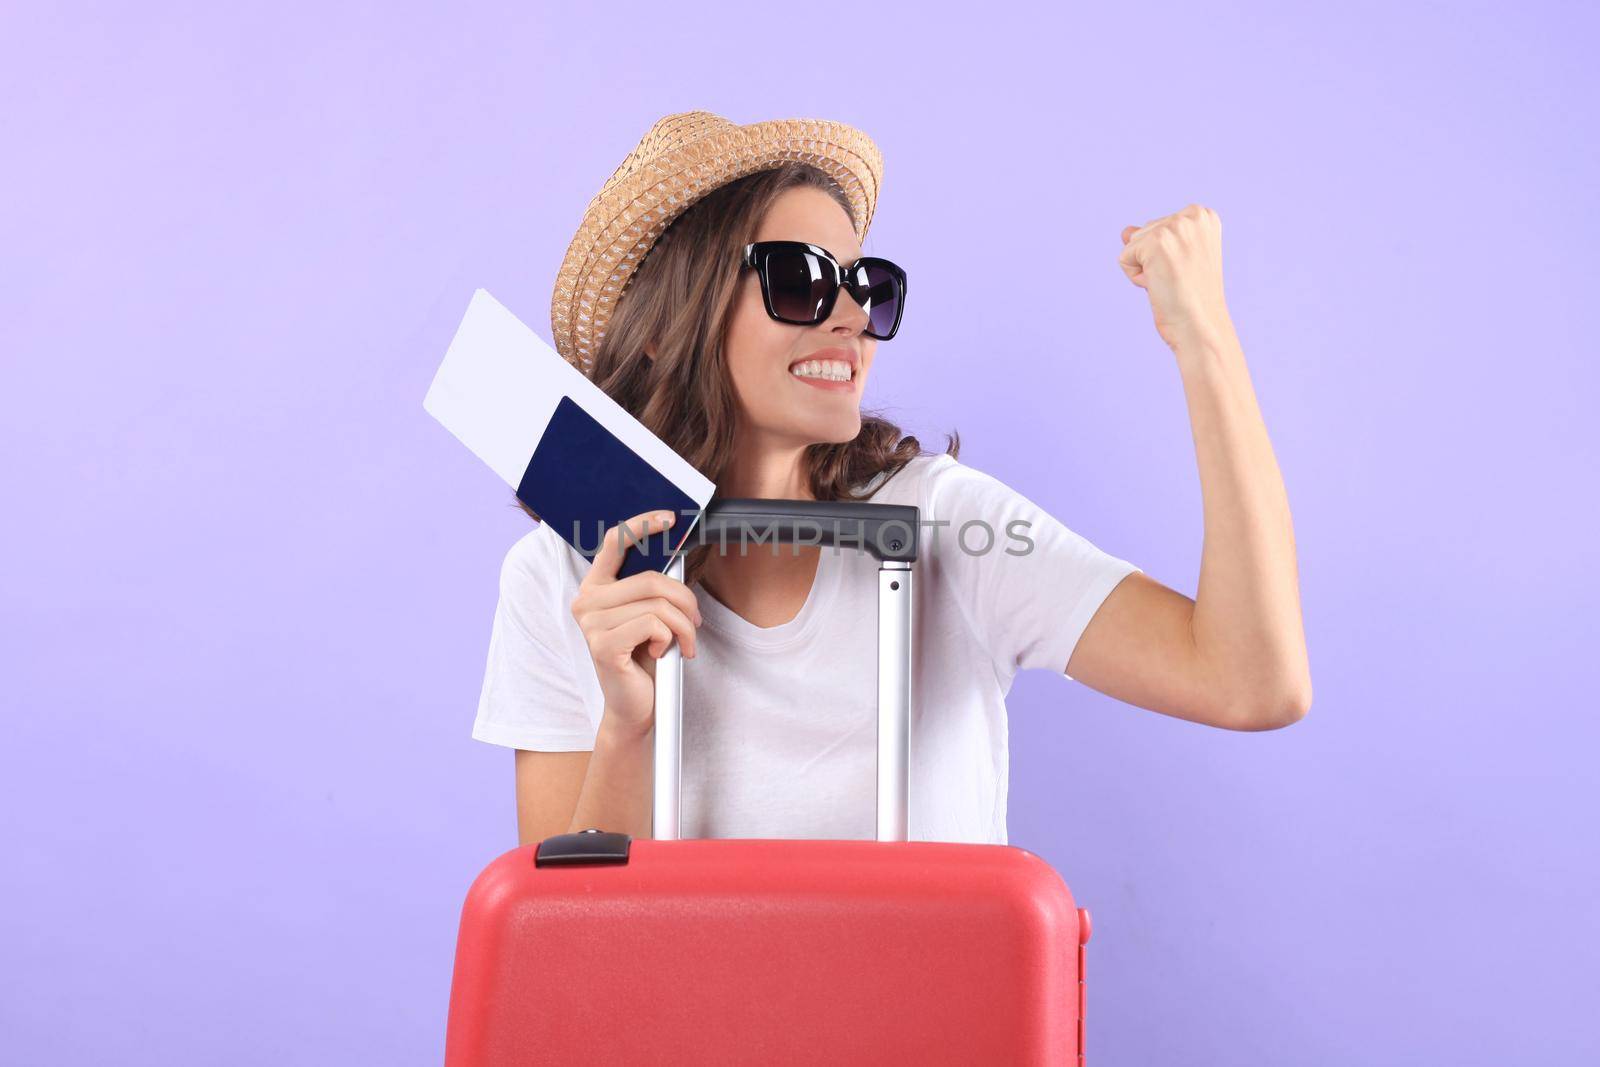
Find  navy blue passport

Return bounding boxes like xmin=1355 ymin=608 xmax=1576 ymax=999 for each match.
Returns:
xmin=518 ymin=396 xmax=704 ymax=580
xmin=424 ymin=289 xmax=714 ymax=581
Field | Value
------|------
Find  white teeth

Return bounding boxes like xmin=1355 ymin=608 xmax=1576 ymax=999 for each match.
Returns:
xmin=790 ymin=359 xmax=853 ymax=382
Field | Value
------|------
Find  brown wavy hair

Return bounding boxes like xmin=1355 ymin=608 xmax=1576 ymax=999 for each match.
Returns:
xmin=517 ymin=161 xmax=959 ymax=588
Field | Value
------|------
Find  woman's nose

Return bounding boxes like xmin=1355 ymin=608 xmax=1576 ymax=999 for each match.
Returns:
xmin=826 ymin=289 xmax=870 ymax=333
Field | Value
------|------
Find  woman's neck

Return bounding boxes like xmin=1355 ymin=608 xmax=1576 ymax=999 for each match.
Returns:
xmin=698 ymin=438 xmax=821 ymax=624
xmin=717 ymin=442 xmax=814 ymax=501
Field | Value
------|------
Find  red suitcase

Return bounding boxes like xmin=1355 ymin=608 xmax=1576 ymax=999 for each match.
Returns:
xmin=446 ymin=501 xmax=1093 ymax=1065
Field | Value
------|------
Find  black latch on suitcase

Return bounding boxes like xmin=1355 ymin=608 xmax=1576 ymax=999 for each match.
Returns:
xmin=535 ymin=829 xmax=633 ymax=867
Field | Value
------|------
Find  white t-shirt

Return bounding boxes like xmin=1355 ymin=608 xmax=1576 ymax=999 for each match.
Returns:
xmin=472 ymin=453 xmax=1141 ymax=845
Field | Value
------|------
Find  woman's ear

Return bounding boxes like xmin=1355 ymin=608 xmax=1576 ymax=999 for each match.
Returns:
xmin=644 ymin=339 xmax=658 ymax=361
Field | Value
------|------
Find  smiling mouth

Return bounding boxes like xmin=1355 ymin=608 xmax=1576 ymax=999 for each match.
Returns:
xmin=788 ymin=358 xmax=856 ymax=384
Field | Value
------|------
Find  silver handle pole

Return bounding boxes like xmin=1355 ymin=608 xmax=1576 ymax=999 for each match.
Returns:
xmin=650 ymin=553 xmax=914 ymax=842
xmin=651 ymin=553 xmax=686 ymax=841
xmin=878 ymin=561 xmax=912 ymax=842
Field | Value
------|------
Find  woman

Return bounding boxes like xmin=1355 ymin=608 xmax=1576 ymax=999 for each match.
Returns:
xmin=472 ymin=112 xmax=1312 ymax=846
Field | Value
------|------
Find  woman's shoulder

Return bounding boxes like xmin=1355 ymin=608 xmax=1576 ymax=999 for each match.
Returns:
xmin=499 ymin=520 xmax=584 ymax=596
xmin=875 ymin=453 xmax=1061 ymax=536
xmin=862 ymin=451 xmax=1019 ymax=517
xmin=860 ymin=450 xmax=960 ymax=504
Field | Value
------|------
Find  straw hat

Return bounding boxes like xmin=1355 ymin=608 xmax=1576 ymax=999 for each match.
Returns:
xmin=549 ymin=110 xmax=885 ymax=373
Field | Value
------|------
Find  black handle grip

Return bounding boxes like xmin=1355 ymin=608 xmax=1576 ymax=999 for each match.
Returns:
xmin=535 ymin=829 xmax=631 ymax=867
xmin=684 ymin=499 xmax=919 ymax=563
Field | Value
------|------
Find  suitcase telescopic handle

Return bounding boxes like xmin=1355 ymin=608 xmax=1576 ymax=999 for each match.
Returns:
xmin=681 ymin=498 xmax=920 ymax=563
xmin=652 ymin=499 xmax=919 ymax=843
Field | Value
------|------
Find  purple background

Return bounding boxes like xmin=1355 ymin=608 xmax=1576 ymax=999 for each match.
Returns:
xmin=4 ymin=3 xmax=1596 ymax=1063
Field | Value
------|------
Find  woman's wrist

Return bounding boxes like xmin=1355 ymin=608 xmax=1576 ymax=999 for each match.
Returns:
xmin=566 ymin=709 xmax=655 ymax=839
xmin=598 ymin=708 xmax=653 ymax=748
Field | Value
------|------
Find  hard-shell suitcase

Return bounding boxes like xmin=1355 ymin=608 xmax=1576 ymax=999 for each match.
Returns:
xmin=446 ymin=501 xmax=1093 ymax=1065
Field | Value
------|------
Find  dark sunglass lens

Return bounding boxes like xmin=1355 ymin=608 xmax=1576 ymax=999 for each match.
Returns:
xmin=858 ymin=263 xmax=903 ymax=338
xmin=766 ymin=249 xmax=836 ymax=323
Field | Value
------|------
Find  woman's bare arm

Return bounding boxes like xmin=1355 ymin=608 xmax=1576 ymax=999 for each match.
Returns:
xmin=513 ymin=715 xmax=655 ymax=847
xmin=1068 ymin=321 xmax=1310 ymax=731
xmin=513 ymin=749 xmax=589 ymax=846
xmin=1066 ymin=207 xmax=1312 ymax=731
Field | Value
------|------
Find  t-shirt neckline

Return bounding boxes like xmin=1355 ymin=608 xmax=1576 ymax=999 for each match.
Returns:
xmin=695 ymin=545 xmax=843 ymax=651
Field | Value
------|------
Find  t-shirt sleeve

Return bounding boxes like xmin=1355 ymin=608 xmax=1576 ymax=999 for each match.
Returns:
xmin=925 ymin=458 xmax=1142 ymax=683
xmin=470 ymin=529 xmax=601 ymax=751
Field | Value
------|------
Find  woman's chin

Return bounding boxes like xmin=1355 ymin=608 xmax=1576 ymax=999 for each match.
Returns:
xmin=802 ymin=411 xmax=862 ymax=446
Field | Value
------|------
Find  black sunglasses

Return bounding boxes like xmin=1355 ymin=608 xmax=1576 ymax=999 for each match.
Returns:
xmin=741 ymin=241 xmax=908 ymax=341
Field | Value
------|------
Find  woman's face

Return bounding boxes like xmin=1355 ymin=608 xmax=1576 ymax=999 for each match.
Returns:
xmin=723 ymin=186 xmax=878 ymax=450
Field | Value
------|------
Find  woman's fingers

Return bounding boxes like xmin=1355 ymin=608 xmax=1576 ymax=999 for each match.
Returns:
xmin=571 ymin=509 xmax=704 ymax=679
xmin=595 ymin=612 xmax=676 ymax=665
xmin=585 ymin=510 xmax=678 ymax=585
xmin=577 ymin=568 xmax=702 ymax=624
xmin=591 ymin=598 xmax=699 ymax=660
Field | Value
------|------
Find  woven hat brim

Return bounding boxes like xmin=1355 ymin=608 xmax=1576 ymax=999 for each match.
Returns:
xmin=550 ymin=117 xmax=883 ymax=372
